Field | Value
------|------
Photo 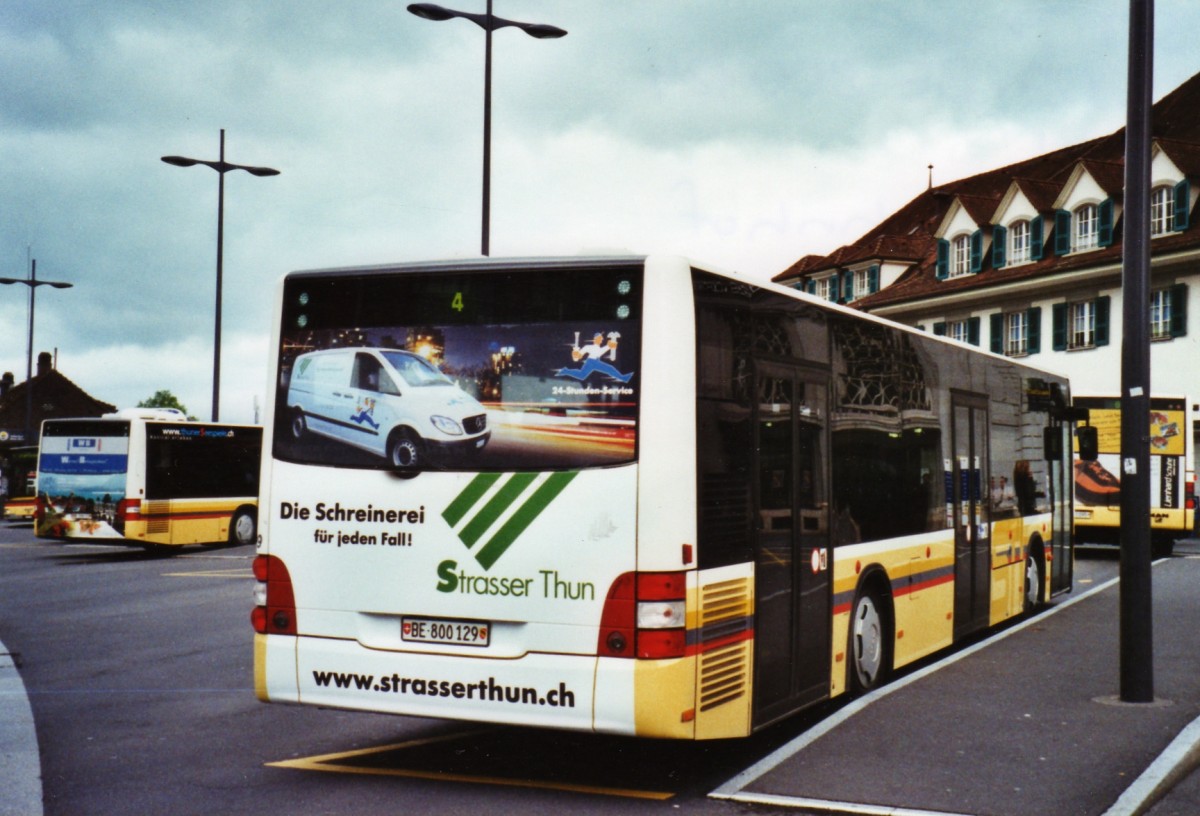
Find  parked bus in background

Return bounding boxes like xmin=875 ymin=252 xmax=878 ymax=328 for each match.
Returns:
xmin=36 ymin=408 xmax=261 ymax=550
xmin=253 ymin=256 xmax=1086 ymax=739
xmin=1073 ymin=395 xmax=1195 ymax=556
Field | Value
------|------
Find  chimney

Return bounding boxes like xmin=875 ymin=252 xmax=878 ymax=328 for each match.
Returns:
xmin=37 ymin=352 xmax=52 ymax=377
xmin=0 ymin=372 xmax=12 ymax=397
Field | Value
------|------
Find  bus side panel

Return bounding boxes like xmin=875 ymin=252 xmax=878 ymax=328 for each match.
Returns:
xmin=830 ymin=533 xmax=956 ymax=698
xmin=989 ymin=515 xmax=1050 ymax=624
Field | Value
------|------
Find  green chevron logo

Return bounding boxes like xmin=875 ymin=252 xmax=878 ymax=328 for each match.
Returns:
xmin=442 ymin=472 xmax=579 ymax=570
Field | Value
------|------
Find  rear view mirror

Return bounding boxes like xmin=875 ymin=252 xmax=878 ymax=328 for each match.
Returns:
xmin=1043 ymin=427 xmax=1062 ymax=461
xmin=1076 ymin=426 xmax=1098 ymax=461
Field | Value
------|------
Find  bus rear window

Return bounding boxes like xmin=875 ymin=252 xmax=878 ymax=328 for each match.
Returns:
xmin=274 ymin=264 xmax=642 ymax=471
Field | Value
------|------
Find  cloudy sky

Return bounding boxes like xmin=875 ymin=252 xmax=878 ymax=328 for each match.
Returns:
xmin=2 ymin=1 xmax=1199 ymax=424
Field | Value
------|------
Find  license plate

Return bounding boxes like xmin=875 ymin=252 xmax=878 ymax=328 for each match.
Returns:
xmin=402 ymin=616 xmax=490 ymax=647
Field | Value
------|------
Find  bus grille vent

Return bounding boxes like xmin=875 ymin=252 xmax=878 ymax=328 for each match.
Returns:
xmin=698 ymin=577 xmax=751 ymax=712
xmin=143 ymin=501 xmax=170 ymax=534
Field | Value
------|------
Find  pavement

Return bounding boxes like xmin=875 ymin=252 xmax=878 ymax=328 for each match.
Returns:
xmin=0 ymin=632 xmax=41 ymax=816
xmin=4 ymin=541 xmax=1200 ymax=816
xmin=714 ymin=538 xmax=1200 ymax=816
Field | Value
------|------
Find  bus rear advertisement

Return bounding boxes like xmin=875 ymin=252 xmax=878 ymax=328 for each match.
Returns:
xmin=254 ymin=256 xmax=1082 ymax=739
xmin=1073 ymin=395 xmax=1195 ymax=555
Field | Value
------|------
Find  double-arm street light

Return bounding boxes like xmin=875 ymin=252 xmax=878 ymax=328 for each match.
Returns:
xmin=0 ymin=259 xmax=73 ymax=440
xmin=407 ymin=2 xmax=566 ymax=256
xmin=162 ymin=129 xmax=279 ymax=422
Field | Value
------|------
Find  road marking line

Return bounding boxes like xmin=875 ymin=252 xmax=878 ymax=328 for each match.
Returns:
xmin=161 ymin=568 xmax=249 ymax=578
xmin=266 ymin=729 xmax=674 ymax=800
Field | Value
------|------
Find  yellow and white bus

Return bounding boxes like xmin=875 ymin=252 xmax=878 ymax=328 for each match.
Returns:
xmin=1072 ymin=395 xmax=1195 ymax=556
xmin=36 ymin=409 xmax=261 ymax=549
xmin=253 ymin=256 xmax=1081 ymax=739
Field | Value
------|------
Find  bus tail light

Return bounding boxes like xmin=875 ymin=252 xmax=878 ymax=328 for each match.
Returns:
xmin=114 ymin=498 xmax=139 ymax=534
xmin=252 ymin=555 xmax=297 ymax=636
xmin=598 ymin=571 xmax=687 ymax=659
xmin=1187 ymin=479 xmax=1195 ymax=510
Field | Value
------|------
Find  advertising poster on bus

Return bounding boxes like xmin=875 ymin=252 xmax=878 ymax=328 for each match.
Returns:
xmin=276 ymin=269 xmax=641 ymax=472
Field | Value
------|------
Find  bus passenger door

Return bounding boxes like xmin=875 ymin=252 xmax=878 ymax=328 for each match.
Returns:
xmin=1048 ymin=418 xmax=1074 ymax=593
xmin=952 ymin=394 xmax=991 ymax=638
xmin=752 ymin=363 xmax=831 ymax=726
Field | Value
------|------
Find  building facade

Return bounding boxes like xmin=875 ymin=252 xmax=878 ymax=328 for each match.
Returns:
xmin=774 ymin=70 xmax=1200 ymax=407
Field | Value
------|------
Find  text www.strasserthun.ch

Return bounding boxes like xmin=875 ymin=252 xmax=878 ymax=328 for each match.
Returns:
xmin=311 ymin=671 xmax=577 ymax=707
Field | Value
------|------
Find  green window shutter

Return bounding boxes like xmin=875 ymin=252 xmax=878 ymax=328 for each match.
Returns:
xmin=1031 ymin=215 xmax=1045 ymax=260
xmin=916 ymin=324 xmax=926 ymax=332
xmin=1174 ymin=180 xmax=1191 ymax=231
xmin=1098 ymin=198 xmax=1114 ymax=247
xmin=842 ymin=270 xmax=854 ymax=301
xmin=1095 ymin=296 xmax=1111 ymax=346
xmin=806 ymin=280 xmax=816 ymax=295
xmin=868 ymin=265 xmax=880 ymax=293
xmin=1054 ymin=210 xmax=1072 ymax=255
xmin=990 ymin=313 xmax=1004 ymax=354
xmin=1027 ymin=307 xmax=1042 ymax=354
xmin=829 ymin=275 xmax=839 ymax=302
xmin=1052 ymin=303 xmax=1068 ymax=350
xmin=933 ymin=322 xmax=947 ymax=336
xmin=967 ymin=317 xmax=980 ymax=346
xmin=936 ymin=239 xmax=949 ymax=279
xmin=969 ymin=230 xmax=983 ymax=273
xmin=1170 ymin=283 xmax=1188 ymax=337
xmin=992 ymin=225 xmax=1007 ymax=268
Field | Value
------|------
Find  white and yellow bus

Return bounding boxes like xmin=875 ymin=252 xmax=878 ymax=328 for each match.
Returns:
xmin=36 ymin=409 xmax=261 ymax=549
xmin=1072 ymin=395 xmax=1195 ymax=556
xmin=253 ymin=256 xmax=1080 ymax=739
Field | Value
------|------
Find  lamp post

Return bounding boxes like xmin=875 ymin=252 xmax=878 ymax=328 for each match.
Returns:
xmin=162 ymin=129 xmax=279 ymax=421
xmin=407 ymin=1 xmax=566 ymax=256
xmin=0 ymin=259 xmax=73 ymax=441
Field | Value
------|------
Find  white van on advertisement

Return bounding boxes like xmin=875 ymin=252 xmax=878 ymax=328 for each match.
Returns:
xmin=287 ymin=347 xmax=490 ymax=468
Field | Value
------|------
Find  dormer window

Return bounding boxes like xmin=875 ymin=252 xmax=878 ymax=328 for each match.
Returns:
xmin=1074 ymin=204 xmax=1099 ymax=250
xmin=1151 ymin=186 xmax=1173 ymax=234
xmin=814 ymin=276 xmax=838 ymax=302
xmin=1054 ymin=199 xmax=1113 ymax=255
xmin=1010 ymin=220 xmax=1031 ymax=264
xmin=936 ymin=227 xmax=982 ymax=280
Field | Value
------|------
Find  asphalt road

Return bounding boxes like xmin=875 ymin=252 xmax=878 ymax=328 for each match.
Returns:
xmin=0 ymin=522 xmax=1119 ymax=816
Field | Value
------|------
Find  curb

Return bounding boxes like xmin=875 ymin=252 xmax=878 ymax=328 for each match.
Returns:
xmin=0 ymin=637 xmax=42 ymax=816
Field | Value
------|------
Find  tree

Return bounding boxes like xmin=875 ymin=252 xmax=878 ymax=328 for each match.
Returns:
xmin=137 ymin=390 xmax=192 ymax=419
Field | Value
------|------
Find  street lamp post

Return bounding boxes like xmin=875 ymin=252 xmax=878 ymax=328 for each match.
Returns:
xmin=407 ymin=1 xmax=566 ymax=256
xmin=0 ymin=259 xmax=73 ymax=440
xmin=162 ymin=129 xmax=279 ymax=422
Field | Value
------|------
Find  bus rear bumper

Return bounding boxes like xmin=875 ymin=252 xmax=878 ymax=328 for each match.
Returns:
xmin=257 ymin=634 xmax=620 ymax=733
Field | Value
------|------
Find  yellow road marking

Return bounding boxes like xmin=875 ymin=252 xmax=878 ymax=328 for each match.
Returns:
xmin=266 ymin=730 xmax=674 ymax=800
xmin=162 ymin=568 xmax=250 ymax=578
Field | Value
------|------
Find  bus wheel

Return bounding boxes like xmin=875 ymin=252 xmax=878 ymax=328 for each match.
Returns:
xmin=229 ymin=508 xmax=257 ymax=547
xmin=849 ymin=588 xmax=890 ymax=693
xmin=388 ymin=431 xmax=422 ymax=469
xmin=1024 ymin=551 xmax=1043 ymax=612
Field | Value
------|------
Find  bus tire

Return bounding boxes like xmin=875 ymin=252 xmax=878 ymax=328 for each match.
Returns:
xmin=229 ymin=507 xmax=257 ymax=547
xmin=1152 ymin=534 xmax=1175 ymax=559
xmin=1024 ymin=543 xmax=1044 ymax=613
xmin=387 ymin=430 xmax=422 ymax=469
xmin=848 ymin=581 xmax=892 ymax=694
